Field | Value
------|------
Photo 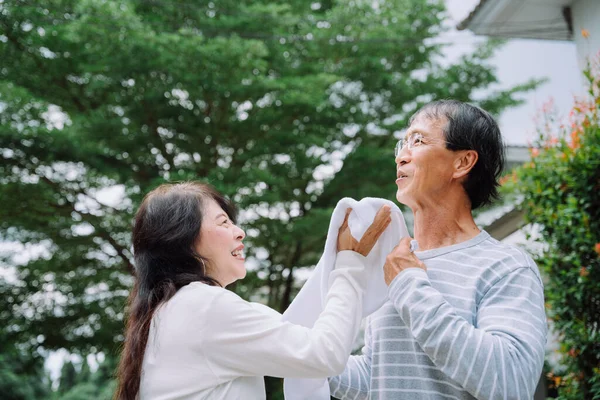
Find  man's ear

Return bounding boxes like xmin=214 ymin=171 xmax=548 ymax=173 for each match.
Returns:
xmin=452 ymin=150 xmax=478 ymax=180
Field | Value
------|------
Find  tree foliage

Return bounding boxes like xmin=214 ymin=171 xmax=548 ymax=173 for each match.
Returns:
xmin=510 ymin=58 xmax=600 ymax=399
xmin=51 ymin=357 xmax=117 ymax=400
xmin=1 ymin=0 xmax=540 ymax=397
xmin=0 ymin=341 xmax=50 ymax=400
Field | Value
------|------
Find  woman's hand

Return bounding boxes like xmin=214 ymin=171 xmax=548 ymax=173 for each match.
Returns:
xmin=337 ymin=205 xmax=392 ymax=256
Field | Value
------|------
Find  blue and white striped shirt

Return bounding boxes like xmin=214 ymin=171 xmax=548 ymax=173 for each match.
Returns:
xmin=330 ymin=231 xmax=547 ymax=400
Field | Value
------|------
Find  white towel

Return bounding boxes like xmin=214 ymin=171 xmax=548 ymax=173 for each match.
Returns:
xmin=282 ymin=197 xmax=409 ymax=400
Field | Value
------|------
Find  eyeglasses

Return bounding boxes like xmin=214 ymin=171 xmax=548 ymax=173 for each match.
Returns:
xmin=394 ymin=133 xmax=457 ymax=157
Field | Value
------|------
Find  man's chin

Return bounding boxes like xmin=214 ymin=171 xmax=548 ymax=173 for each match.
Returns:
xmin=396 ymin=190 xmax=409 ymax=205
xmin=396 ymin=191 xmax=417 ymax=211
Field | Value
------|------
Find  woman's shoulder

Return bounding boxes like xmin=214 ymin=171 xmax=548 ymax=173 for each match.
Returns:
xmin=163 ymin=282 xmax=226 ymax=313
xmin=177 ymin=281 xmax=226 ymax=300
xmin=181 ymin=283 xmax=281 ymax=319
xmin=173 ymin=283 xmax=281 ymax=323
xmin=177 ymin=282 xmax=245 ymax=308
xmin=156 ymin=283 xmax=240 ymax=327
xmin=249 ymin=301 xmax=281 ymax=318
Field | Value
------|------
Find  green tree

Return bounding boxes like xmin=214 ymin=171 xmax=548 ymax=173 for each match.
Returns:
xmin=0 ymin=336 xmax=50 ymax=400
xmin=50 ymin=356 xmax=117 ymax=400
xmin=1 ymin=0 xmax=539 ymax=397
xmin=57 ymin=361 xmax=78 ymax=395
xmin=510 ymin=59 xmax=600 ymax=399
xmin=0 ymin=353 xmax=49 ymax=400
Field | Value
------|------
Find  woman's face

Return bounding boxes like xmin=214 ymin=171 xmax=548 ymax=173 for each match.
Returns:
xmin=195 ymin=198 xmax=246 ymax=287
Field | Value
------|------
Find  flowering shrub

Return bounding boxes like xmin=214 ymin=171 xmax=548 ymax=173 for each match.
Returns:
xmin=513 ymin=57 xmax=600 ymax=399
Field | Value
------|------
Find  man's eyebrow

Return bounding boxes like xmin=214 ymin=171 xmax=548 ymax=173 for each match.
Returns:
xmin=407 ymin=128 xmax=430 ymax=137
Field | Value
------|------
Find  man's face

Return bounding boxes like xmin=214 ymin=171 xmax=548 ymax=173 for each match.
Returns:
xmin=395 ymin=114 xmax=459 ymax=209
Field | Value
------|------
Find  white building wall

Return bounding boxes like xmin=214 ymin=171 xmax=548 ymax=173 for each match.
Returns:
xmin=572 ymin=0 xmax=600 ymax=67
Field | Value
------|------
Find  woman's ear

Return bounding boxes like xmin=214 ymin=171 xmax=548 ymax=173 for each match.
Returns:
xmin=452 ymin=150 xmax=478 ymax=180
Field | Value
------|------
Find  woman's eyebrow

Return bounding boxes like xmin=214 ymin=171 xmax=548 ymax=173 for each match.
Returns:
xmin=214 ymin=213 xmax=229 ymax=221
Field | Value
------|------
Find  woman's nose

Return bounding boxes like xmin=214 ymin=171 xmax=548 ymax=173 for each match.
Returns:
xmin=234 ymin=225 xmax=246 ymax=240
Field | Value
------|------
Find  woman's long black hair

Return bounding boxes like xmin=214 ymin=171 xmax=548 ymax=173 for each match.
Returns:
xmin=114 ymin=182 xmax=237 ymax=400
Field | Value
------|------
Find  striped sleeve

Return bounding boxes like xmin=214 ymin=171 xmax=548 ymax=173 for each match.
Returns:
xmin=328 ymin=318 xmax=373 ymax=400
xmin=388 ymin=266 xmax=547 ymax=400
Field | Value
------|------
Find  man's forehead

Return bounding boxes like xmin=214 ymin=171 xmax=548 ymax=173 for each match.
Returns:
xmin=407 ymin=114 xmax=447 ymax=134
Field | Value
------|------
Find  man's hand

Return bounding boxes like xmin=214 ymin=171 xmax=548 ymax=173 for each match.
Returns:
xmin=337 ymin=205 xmax=391 ymax=257
xmin=384 ymin=237 xmax=427 ymax=285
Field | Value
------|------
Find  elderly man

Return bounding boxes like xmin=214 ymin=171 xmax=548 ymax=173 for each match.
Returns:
xmin=329 ymin=100 xmax=547 ymax=400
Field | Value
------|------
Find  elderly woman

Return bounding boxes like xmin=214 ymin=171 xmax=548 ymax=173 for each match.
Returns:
xmin=114 ymin=182 xmax=390 ymax=399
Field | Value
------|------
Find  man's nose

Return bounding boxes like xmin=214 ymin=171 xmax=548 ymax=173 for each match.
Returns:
xmin=395 ymin=147 xmax=410 ymax=165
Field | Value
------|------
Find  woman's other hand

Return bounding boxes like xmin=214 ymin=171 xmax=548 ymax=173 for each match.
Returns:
xmin=337 ymin=205 xmax=392 ymax=256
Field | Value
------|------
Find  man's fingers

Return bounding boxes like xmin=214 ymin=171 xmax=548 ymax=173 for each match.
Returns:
xmin=399 ymin=236 xmax=412 ymax=248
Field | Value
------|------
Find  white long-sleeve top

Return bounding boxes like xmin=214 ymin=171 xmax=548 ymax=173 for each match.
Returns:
xmin=139 ymin=251 xmax=367 ymax=400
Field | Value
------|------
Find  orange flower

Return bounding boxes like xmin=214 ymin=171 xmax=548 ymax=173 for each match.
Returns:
xmin=595 ymin=242 xmax=600 ymax=255
xmin=570 ymin=129 xmax=581 ymax=149
xmin=554 ymin=376 xmax=562 ymax=386
xmin=582 ymin=29 xmax=590 ymax=39
xmin=530 ymin=147 xmax=540 ymax=158
xmin=545 ymin=136 xmax=559 ymax=149
xmin=580 ymin=267 xmax=589 ymax=277
xmin=569 ymin=140 xmax=580 ymax=150
xmin=583 ymin=117 xmax=591 ymax=128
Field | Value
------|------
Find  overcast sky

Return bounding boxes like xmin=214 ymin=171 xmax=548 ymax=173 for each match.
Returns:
xmin=444 ymin=0 xmax=582 ymax=145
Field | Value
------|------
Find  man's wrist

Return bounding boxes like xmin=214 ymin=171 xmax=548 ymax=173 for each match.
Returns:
xmin=388 ymin=268 xmax=428 ymax=297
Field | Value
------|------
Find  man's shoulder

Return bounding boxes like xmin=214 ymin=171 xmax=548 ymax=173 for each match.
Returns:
xmin=477 ymin=235 xmax=534 ymax=263
xmin=470 ymin=236 xmax=542 ymax=286
xmin=423 ymin=232 xmax=542 ymax=288
xmin=430 ymin=232 xmax=533 ymax=267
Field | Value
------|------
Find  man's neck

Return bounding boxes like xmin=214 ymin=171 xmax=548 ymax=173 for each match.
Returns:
xmin=410 ymin=197 xmax=480 ymax=251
